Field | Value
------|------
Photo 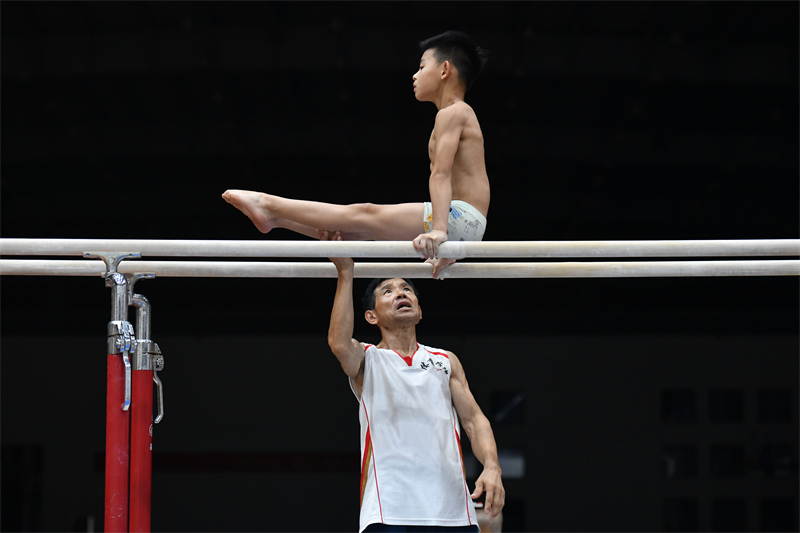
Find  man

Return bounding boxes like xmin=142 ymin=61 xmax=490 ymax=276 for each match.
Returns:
xmin=325 ymin=230 xmax=504 ymax=532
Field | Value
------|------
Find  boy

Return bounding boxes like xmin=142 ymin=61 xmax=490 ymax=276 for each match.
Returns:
xmin=222 ymin=31 xmax=490 ymax=278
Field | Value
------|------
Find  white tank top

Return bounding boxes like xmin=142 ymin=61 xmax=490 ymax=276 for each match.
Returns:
xmin=349 ymin=343 xmax=477 ymax=532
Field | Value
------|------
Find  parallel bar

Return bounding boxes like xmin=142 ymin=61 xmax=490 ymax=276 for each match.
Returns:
xmin=1 ymin=259 xmax=798 ymax=278
xmin=1 ymin=238 xmax=798 ymax=259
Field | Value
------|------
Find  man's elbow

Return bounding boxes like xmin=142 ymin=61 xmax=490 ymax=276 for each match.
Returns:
xmin=329 ymin=337 xmax=357 ymax=362
xmin=328 ymin=337 xmax=349 ymax=357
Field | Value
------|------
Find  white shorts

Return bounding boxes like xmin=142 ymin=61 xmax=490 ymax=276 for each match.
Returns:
xmin=422 ymin=200 xmax=487 ymax=241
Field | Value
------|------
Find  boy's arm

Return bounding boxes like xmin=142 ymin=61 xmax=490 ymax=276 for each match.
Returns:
xmin=324 ymin=232 xmax=366 ymax=388
xmin=413 ymin=106 xmax=467 ymax=260
xmin=448 ymin=351 xmax=505 ymax=520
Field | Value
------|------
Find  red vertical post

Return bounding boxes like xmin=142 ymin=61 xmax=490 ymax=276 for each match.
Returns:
xmin=105 ymin=352 xmax=130 ymax=532
xmin=89 ymin=253 xmax=140 ymax=533
xmin=129 ymin=369 xmax=154 ymax=532
xmin=129 ymin=278 xmax=158 ymax=532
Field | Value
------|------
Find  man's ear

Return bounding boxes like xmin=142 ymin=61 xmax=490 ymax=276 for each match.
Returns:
xmin=365 ymin=309 xmax=379 ymax=325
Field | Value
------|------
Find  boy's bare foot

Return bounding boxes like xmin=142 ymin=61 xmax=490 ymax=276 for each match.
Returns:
xmin=221 ymin=190 xmax=276 ymax=233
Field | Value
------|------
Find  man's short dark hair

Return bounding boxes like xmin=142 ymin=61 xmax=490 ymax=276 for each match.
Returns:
xmin=419 ymin=30 xmax=490 ymax=91
xmin=362 ymin=278 xmax=420 ymax=312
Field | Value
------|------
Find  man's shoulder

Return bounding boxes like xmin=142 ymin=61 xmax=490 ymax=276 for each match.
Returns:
xmin=420 ymin=343 xmax=454 ymax=358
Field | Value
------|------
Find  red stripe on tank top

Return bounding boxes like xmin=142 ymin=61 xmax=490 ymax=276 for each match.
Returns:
xmin=359 ymin=426 xmax=372 ymax=507
xmin=361 ymin=398 xmax=383 ymax=521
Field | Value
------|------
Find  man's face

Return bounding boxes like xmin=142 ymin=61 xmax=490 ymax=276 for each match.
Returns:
xmin=367 ymin=278 xmax=421 ymax=325
xmin=412 ymin=49 xmax=441 ymax=101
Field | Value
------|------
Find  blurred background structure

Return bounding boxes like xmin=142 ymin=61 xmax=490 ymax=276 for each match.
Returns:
xmin=1 ymin=2 xmax=797 ymax=531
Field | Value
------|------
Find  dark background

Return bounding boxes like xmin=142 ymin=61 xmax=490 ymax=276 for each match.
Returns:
xmin=1 ymin=2 xmax=798 ymax=532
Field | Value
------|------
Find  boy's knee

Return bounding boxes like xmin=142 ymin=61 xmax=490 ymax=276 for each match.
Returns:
xmin=352 ymin=203 xmax=379 ymax=217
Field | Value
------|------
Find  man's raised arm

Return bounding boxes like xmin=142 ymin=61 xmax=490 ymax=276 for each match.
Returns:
xmin=324 ymin=232 xmax=366 ymax=385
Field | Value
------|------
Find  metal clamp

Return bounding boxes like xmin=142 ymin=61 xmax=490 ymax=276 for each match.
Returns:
xmin=152 ymin=349 xmax=165 ymax=424
xmin=108 ymin=320 xmax=135 ymax=411
xmin=108 ymin=320 xmax=134 ymax=353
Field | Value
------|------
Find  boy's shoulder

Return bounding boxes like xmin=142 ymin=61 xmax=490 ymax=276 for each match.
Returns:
xmin=439 ymin=100 xmax=473 ymax=114
xmin=435 ymin=100 xmax=477 ymax=123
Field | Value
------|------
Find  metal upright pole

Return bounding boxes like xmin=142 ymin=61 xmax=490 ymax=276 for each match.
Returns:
xmin=128 ymin=274 xmax=162 ymax=533
xmin=87 ymin=252 xmax=140 ymax=533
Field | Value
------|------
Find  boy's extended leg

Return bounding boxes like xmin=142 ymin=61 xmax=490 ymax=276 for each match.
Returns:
xmin=222 ymin=189 xmax=425 ymax=241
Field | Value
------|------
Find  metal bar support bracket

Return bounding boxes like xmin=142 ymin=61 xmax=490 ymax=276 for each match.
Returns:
xmin=128 ymin=273 xmax=165 ymax=424
xmin=85 ymin=251 xmax=141 ymax=410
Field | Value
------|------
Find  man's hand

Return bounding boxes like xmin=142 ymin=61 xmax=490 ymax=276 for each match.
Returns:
xmin=471 ymin=464 xmax=505 ymax=520
xmin=413 ymin=229 xmax=448 ymax=259
xmin=319 ymin=230 xmax=354 ymax=271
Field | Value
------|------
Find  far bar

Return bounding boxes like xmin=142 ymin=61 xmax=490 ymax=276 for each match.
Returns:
xmin=1 ymin=238 xmax=798 ymax=259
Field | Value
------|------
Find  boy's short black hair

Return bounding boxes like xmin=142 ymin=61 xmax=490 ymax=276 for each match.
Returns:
xmin=362 ymin=278 xmax=420 ymax=312
xmin=419 ymin=30 xmax=490 ymax=91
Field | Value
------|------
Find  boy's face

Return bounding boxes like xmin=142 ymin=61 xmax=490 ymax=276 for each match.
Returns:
xmin=412 ymin=48 xmax=442 ymax=102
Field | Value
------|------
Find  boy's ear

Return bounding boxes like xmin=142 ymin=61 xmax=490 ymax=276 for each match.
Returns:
xmin=440 ymin=60 xmax=452 ymax=80
xmin=365 ymin=309 xmax=378 ymax=325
